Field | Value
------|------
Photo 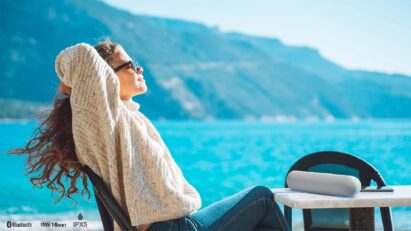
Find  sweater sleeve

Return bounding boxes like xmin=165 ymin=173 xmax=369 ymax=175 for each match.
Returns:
xmin=140 ymin=114 xmax=202 ymax=200
xmin=54 ymin=43 xmax=121 ymax=175
xmin=55 ymin=42 xmax=121 ymax=124
xmin=164 ymin=147 xmax=202 ymax=198
xmin=120 ymin=113 xmax=202 ymax=226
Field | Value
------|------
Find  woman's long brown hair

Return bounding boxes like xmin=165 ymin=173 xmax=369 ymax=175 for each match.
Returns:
xmin=7 ymin=37 xmax=120 ymax=205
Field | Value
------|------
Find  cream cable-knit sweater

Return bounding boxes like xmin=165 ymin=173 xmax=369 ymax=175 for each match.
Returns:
xmin=55 ymin=43 xmax=202 ymax=231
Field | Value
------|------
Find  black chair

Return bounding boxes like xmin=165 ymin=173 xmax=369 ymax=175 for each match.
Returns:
xmin=284 ymin=151 xmax=393 ymax=231
xmin=82 ymin=164 xmax=137 ymax=231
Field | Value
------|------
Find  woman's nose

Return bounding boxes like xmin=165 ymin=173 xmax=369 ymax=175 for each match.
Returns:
xmin=137 ymin=66 xmax=144 ymax=75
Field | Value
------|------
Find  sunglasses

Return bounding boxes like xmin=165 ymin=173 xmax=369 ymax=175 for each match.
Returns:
xmin=113 ymin=60 xmax=142 ymax=73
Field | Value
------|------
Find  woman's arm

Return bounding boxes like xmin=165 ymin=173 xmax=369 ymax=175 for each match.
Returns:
xmin=55 ymin=42 xmax=121 ymax=124
xmin=54 ymin=43 xmax=121 ymax=177
xmin=119 ymin=114 xmax=202 ymax=226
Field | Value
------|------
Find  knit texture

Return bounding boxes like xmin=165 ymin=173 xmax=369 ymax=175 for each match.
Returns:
xmin=55 ymin=43 xmax=202 ymax=231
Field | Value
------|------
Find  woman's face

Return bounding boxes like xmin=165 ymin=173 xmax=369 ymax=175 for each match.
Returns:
xmin=111 ymin=46 xmax=147 ymax=100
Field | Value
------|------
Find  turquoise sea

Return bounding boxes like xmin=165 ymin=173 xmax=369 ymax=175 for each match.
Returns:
xmin=1 ymin=119 xmax=410 ymax=230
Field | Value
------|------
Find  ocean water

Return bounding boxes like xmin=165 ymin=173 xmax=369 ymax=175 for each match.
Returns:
xmin=1 ymin=119 xmax=410 ymax=230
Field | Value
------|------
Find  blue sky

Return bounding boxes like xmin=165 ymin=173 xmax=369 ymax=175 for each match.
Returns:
xmin=102 ymin=0 xmax=411 ymax=76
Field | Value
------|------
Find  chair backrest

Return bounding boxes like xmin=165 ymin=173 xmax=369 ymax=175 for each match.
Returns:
xmin=284 ymin=151 xmax=393 ymax=231
xmin=82 ymin=165 xmax=136 ymax=231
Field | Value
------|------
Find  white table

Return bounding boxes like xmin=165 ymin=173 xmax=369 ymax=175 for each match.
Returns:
xmin=271 ymin=185 xmax=411 ymax=231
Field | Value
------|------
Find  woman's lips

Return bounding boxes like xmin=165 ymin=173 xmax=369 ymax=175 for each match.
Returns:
xmin=136 ymin=75 xmax=145 ymax=82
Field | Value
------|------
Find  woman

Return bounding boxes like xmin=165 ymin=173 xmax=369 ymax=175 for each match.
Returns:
xmin=8 ymin=39 xmax=290 ymax=231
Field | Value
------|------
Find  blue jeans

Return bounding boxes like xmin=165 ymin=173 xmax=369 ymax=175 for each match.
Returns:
xmin=146 ymin=186 xmax=290 ymax=231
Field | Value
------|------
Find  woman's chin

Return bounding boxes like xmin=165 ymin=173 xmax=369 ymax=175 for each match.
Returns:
xmin=134 ymin=87 xmax=147 ymax=96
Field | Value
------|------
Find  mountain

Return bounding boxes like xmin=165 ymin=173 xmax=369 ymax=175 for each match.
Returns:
xmin=1 ymin=0 xmax=411 ymax=120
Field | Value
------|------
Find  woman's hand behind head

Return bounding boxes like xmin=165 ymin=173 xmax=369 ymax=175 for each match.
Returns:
xmin=59 ymin=82 xmax=72 ymax=97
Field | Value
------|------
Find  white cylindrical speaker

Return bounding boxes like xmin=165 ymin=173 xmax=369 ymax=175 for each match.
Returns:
xmin=286 ymin=170 xmax=361 ymax=197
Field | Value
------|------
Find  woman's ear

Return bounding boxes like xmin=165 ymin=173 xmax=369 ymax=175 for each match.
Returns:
xmin=59 ymin=82 xmax=72 ymax=96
